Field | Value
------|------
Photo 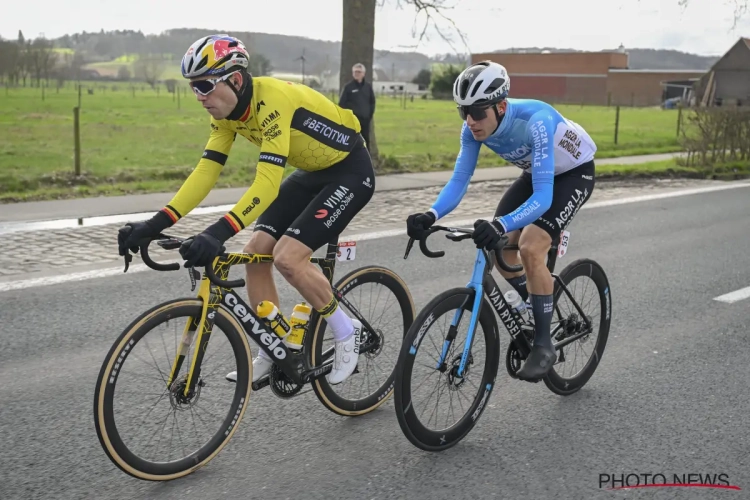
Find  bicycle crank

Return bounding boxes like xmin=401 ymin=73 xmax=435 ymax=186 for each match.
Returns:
xmin=505 ymin=343 xmax=524 ymax=379
xmin=269 ymin=364 xmax=305 ymax=398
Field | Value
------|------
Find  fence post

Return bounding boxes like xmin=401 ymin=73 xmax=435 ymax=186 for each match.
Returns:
xmin=614 ymin=105 xmax=620 ymax=145
xmin=78 ymin=84 xmax=82 ymax=108
xmin=73 ymin=107 xmax=81 ymax=176
xmin=177 ymin=85 xmax=181 ymax=110
xmin=41 ymin=83 xmax=45 ymax=102
xmin=676 ymin=104 xmax=682 ymax=137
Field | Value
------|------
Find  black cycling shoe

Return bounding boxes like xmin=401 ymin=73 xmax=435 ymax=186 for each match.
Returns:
xmin=517 ymin=344 xmax=557 ymax=381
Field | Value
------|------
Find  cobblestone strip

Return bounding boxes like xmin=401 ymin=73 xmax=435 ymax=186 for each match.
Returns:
xmin=0 ymin=178 xmax=730 ymax=278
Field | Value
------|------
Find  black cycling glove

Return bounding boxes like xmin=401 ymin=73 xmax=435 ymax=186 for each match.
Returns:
xmin=117 ymin=211 xmax=174 ymax=256
xmin=472 ymin=219 xmax=505 ymax=250
xmin=406 ymin=211 xmax=437 ymax=240
xmin=179 ymin=217 xmax=235 ymax=268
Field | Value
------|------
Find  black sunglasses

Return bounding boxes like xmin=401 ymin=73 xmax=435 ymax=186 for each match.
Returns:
xmin=457 ymin=104 xmax=493 ymax=121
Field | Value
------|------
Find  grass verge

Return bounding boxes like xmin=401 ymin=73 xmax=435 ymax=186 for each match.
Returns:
xmin=2 ymin=159 xmax=747 ymax=204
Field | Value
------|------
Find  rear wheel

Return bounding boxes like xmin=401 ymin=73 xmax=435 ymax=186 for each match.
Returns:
xmin=544 ymin=258 xmax=612 ymax=395
xmin=307 ymin=266 xmax=415 ymax=416
xmin=94 ymin=299 xmax=252 ymax=481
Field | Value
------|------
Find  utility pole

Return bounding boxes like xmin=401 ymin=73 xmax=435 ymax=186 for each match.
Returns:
xmin=295 ymin=49 xmax=307 ymax=85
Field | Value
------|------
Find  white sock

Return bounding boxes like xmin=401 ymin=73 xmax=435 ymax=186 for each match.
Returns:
xmin=256 ymin=346 xmax=271 ymax=360
xmin=326 ymin=305 xmax=354 ymax=342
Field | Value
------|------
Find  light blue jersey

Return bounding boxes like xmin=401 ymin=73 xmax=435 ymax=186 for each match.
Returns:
xmin=430 ymin=98 xmax=597 ymax=233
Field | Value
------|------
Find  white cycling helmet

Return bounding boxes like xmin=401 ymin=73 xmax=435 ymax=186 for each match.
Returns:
xmin=181 ymin=34 xmax=250 ymax=79
xmin=453 ymin=61 xmax=510 ymax=106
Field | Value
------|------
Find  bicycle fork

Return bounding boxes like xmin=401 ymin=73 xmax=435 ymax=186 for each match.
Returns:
xmin=435 ymin=248 xmax=487 ymax=378
xmin=166 ymin=275 xmax=218 ymax=397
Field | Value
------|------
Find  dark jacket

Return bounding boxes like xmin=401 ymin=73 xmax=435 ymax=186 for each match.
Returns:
xmin=339 ymin=79 xmax=376 ymax=121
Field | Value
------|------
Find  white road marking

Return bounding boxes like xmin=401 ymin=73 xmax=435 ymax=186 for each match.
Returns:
xmin=0 ymin=265 xmax=150 ymax=292
xmin=582 ymin=182 xmax=750 ymax=209
xmin=713 ymin=286 xmax=750 ymax=304
xmin=1 ymin=181 xmax=749 ymax=293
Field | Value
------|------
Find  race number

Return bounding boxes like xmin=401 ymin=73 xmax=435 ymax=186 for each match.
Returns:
xmin=557 ymin=230 xmax=571 ymax=258
xmin=337 ymin=241 xmax=357 ymax=261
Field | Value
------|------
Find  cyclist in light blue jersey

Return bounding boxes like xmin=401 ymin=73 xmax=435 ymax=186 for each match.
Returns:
xmin=406 ymin=61 xmax=597 ymax=380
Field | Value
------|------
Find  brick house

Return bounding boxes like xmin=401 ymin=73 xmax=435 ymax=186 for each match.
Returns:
xmin=471 ymin=48 xmax=704 ymax=106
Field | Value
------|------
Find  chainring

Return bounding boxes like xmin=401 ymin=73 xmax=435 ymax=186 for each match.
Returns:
xmin=505 ymin=342 xmax=524 ymax=379
xmin=269 ymin=364 xmax=304 ymax=398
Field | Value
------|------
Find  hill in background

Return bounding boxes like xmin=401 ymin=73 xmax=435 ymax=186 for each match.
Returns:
xmin=46 ymin=29 xmax=720 ymax=83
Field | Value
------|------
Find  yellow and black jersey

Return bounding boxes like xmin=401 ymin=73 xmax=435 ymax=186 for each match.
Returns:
xmin=159 ymin=76 xmax=363 ymax=233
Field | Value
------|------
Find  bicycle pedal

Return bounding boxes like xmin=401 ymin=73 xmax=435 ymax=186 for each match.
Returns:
xmin=517 ymin=375 xmax=542 ymax=383
xmin=251 ymin=377 xmax=271 ymax=391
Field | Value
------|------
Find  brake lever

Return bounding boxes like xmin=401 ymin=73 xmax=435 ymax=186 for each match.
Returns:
xmin=404 ymin=238 xmax=415 ymax=260
xmin=123 ymin=253 xmax=132 ymax=273
xmin=187 ymin=266 xmax=200 ymax=291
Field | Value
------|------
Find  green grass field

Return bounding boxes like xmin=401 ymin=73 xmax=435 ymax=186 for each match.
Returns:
xmin=0 ymin=82 xmax=686 ymax=202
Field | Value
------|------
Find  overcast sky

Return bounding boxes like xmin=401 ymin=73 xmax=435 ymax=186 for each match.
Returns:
xmin=3 ymin=0 xmax=748 ymax=56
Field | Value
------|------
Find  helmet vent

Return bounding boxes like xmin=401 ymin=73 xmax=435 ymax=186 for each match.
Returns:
xmin=195 ymin=55 xmax=208 ymax=71
xmin=470 ymin=79 xmax=483 ymax=98
xmin=196 ymin=38 xmax=210 ymax=54
xmin=485 ymin=77 xmax=506 ymax=94
xmin=459 ymin=78 xmax=471 ymax=100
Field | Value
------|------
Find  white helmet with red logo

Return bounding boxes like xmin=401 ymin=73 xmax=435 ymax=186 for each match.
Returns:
xmin=181 ymin=34 xmax=250 ymax=79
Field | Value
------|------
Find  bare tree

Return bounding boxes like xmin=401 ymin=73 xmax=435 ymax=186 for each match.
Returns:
xmin=340 ymin=0 xmax=377 ymax=156
xmin=676 ymin=0 xmax=748 ymax=28
xmin=17 ymin=43 xmax=31 ymax=87
xmin=28 ymin=37 xmax=56 ymax=86
xmin=68 ymin=51 xmax=86 ymax=83
xmin=0 ymin=41 xmax=21 ymax=85
xmin=134 ymin=55 xmax=166 ymax=88
xmin=388 ymin=0 xmax=469 ymax=54
xmin=340 ymin=0 xmax=468 ymax=162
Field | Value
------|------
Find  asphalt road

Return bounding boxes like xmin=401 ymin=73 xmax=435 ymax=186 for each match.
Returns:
xmin=1 ymin=187 xmax=749 ymax=500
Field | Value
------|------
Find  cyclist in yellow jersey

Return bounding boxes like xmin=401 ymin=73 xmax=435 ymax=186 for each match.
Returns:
xmin=118 ymin=34 xmax=375 ymax=385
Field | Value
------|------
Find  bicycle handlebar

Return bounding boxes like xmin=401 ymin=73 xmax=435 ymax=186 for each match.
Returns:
xmin=204 ymin=263 xmax=246 ymax=289
xmin=139 ymin=238 xmax=181 ymax=272
xmin=124 ymin=234 xmax=246 ymax=289
xmin=404 ymin=225 xmax=524 ymax=274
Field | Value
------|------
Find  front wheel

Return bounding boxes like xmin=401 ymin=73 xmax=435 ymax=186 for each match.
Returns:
xmin=307 ymin=265 xmax=415 ymax=416
xmin=394 ymin=288 xmax=501 ymax=452
xmin=93 ymin=299 xmax=252 ymax=481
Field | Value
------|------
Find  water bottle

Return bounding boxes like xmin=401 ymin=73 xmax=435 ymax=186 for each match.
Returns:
xmin=285 ymin=302 xmax=312 ymax=351
xmin=504 ymin=290 xmax=531 ymax=324
xmin=256 ymin=301 xmax=291 ymax=342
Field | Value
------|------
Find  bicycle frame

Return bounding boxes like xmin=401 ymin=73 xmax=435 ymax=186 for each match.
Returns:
xmin=160 ymin=240 xmax=381 ymax=396
xmin=426 ymin=232 xmax=595 ymax=379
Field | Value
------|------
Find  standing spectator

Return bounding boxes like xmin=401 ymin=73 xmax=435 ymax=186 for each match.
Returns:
xmin=339 ymin=63 xmax=376 ymax=150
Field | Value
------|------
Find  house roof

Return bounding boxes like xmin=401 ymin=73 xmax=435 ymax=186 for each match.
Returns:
xmin=608 ymin=69 xmax=705 ymax=73
xmin=706 ymin=37 xmax=750 ymax=72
